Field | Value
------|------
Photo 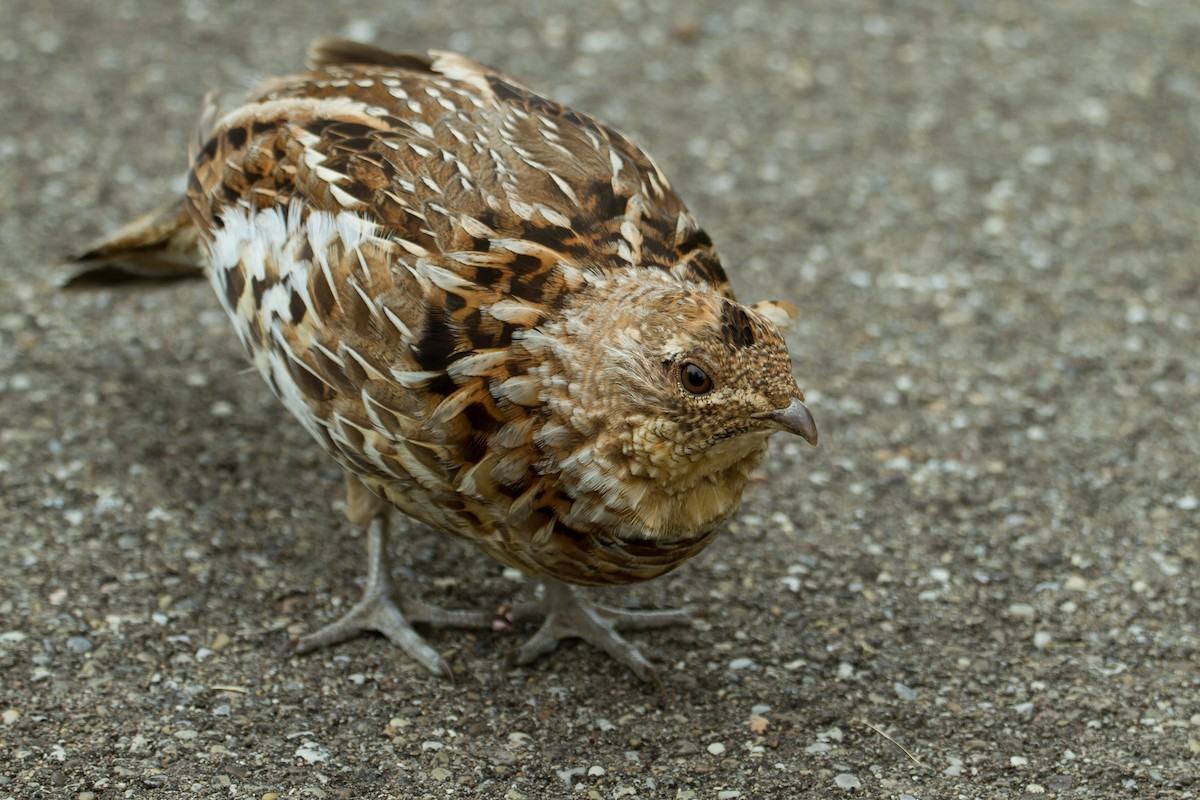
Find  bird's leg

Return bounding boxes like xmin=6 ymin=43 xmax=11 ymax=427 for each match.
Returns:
xmin=291 ymin=475 xmax=492 ymax=678
xmin=505 ymin=578 xmax=694 ymax=686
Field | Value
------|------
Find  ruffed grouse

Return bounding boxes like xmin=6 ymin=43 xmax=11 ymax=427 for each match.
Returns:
xmin=74 ymin=39 xmax=818 ymax=683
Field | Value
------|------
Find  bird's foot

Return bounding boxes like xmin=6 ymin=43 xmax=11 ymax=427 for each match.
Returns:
xmin=290 ymin=517 xmax=492 ymax=679
xmin=504 ymin=579 xmax=694 ymax=686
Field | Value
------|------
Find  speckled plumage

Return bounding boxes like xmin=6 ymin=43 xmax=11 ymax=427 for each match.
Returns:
xmin=76 ymin=39 xmax=817 ymax=682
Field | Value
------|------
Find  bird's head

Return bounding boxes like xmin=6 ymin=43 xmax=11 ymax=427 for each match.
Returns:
xmin=597 ymin=282 xmax=816 ymax=478
xmin=518 ymin=272 xmax=816 ymax=537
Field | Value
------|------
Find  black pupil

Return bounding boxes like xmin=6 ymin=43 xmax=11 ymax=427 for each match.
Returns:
xmin=683 ymin=363 xmax=710 ymax=393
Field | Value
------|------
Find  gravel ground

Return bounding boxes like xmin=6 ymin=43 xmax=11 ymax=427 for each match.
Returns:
xmin=2 ymin=1 xmax=1198 ymax=798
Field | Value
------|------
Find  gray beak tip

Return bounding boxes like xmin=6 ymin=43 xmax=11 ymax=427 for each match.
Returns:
xmin=767 ymin=398 xmax=818 ymax=446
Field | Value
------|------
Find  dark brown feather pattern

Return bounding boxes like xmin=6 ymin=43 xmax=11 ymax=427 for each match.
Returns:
xmin=75 ymin=39 xmax=817 ymax=678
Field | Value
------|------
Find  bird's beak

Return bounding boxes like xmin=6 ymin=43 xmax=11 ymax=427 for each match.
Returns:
xmin=758 ymin=397 xmax=818 ymax=445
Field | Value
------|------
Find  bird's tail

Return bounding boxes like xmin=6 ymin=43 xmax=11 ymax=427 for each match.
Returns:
xmin=65 ymin=91 xmax=221 ymax=288
xmin=65 ymin=197 xmax=204 ymax=288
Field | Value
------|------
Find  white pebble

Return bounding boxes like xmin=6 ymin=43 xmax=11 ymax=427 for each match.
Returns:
xmin=1026 ymin=784 xmax=1046 ymax=794
xmin=729 ymin=657 xmax=756 ymax=670
xmin=1177 ymin=495 xmax=1198 ymax=511
xmin=834 ymin=773 xmax=861 ymax=789
xmin=556 ymin=767 xmax=585 ymax=785
xmin=707 ymin=742 xmax=727 ymax=756
xmin=587 ymin=765 xmax=605 ymax=776
xmin=1008 ymin=603 xmax=1036 ymax=619
xmin=295 ymin=740 xmax=330 ymax=763
xmin=1010 ymin=755 xmax=1029 ymax=767
xmin=1064 ymin=575 xmax=1088 ymax=591
xmin=1033 ymin=631 xmax=1053 ymax=649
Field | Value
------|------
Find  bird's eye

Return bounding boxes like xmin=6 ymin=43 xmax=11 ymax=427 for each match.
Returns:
xmin=680 ymin=362 xmax=713 ymax=395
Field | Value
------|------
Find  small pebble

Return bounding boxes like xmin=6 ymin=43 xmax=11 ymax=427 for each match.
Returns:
xmin=556 ymin=767 xmax=585 ymax=785
xmin=1008 ymin=603 xmax=1036 ymax=618
xmin=66 ymin=636 xmax=93 ymax=654
xmin=294 ymin=741 xmax=330 ymax=763
xmin=1010 ymin=756 xmax=1029 ymax=767
xmin=707 ymin=742 xmax=726 ymax=756
xmin=834 ymin=773 xmax=861 ymax=789
xmin=1033 ymin=631 xmax=1053 ymax=649
xmin=173 ymin=729 xmax=198 ymax=740
xmin=729 ymin=657 xmax=755 ymax=670
xmin=2 ymin=709 xmax=19 ymax=725
xmin=587 ymin=765 xmax=605 ymax=777
xmin=717 ymin=792 xmax=742 ymax=800
xmin=1026 ymin=784 xmax=1046 ymax=794
xmin=894 ymin=682 xmax=918 ymax=702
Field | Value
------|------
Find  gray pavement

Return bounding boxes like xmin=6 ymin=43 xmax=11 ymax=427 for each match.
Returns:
xmin=1 ymin=1 xmax=1197 ymax=797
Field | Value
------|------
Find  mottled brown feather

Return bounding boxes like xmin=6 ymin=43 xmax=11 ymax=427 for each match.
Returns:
xmin=75 ymin=40 xmax=813 ymax=589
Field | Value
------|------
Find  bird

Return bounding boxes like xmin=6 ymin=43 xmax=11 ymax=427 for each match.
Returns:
xmin=72 ymin=38 xmax=818 ymax=684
